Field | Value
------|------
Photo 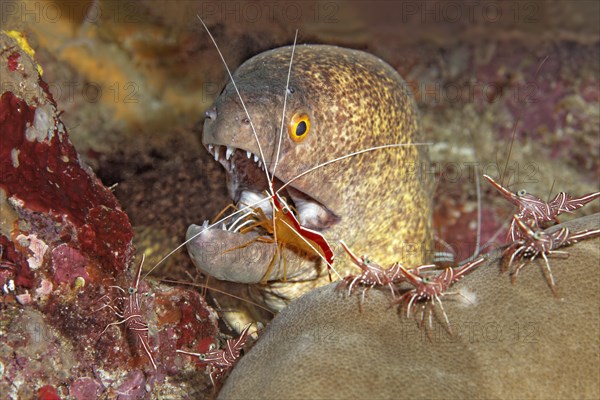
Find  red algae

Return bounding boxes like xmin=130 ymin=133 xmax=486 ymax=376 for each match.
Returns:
xmin=0 ymin=90 xmax=134 ymax=271
xmin=7 ymin=52 xmax=19 ymax=71
xmin=36 ymin=385 xmax=61 ymax=400
xmin=77 ymin=205 xmax=133 ymax=270
xmin=152 ymin=286 xmax=220 ymax=371
xmin=0 ymin=31 xmax=221 ymax=398
xmin=50 ymin=244 xmax=88 ymax=284
xmin=69 ymin=377 xmax=102 ymax=400
xmin=0 ymin=234 xmax=34 ymax=289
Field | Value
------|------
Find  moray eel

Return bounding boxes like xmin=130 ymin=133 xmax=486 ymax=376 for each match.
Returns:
xmin=186 ymin=45 xmax=433 ymax=311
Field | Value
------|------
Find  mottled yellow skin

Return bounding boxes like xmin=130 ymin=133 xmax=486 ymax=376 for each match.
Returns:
xmin=190 ymin=45 xmax=433 ymax=310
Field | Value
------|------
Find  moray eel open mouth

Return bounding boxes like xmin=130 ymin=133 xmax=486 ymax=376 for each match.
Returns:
xmin=185 ymin=141 xmax=340 ymax=283
xmin=205 ymin=143 xmax=340 ymax=232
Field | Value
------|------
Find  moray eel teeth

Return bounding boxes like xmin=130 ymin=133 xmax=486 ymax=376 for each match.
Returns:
xmin=204 ymin=142 xmax=339 ymax=231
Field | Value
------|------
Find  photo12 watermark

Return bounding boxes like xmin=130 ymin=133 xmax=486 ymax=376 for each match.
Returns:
xmin=406 ymin=79 xmax=541 ymax=106
xmin=1 ymin=1 xmax=142 ymax=25
xmin=426 ymin=161 xmax=540 ymax=186
xmin=0 ymin=80 xmax=141 ymax=105
xmin=398 ymin=319 xmax=540 ymax=345
xmin=196 ymin=1 xmax=340 ymax=25
xmin=399 ymin=1 xmax=540 ymax=25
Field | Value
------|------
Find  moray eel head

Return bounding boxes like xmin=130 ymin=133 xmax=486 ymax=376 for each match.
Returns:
xmin=187 ymin=45 xmax=433 ymax=309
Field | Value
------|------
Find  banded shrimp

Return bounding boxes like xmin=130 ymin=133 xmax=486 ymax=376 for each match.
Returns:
xmin=476 ymin=57 xmax=600 ymax=296
xmin=336 ymin=50 xmax=600 ymax=334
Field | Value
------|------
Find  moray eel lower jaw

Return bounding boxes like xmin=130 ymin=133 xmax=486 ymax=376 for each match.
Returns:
xmin=185 ymin=140 xmax=339 ymax=284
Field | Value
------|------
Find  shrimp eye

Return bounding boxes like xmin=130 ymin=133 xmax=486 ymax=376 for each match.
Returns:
xmin=288 ymin=112 xmax=310 ymax=142
xmin=517 ymin=189 xmax=527 ymax=197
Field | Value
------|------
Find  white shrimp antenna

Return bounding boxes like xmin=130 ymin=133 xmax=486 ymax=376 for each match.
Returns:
xmin=196 ymin=15 xmax=272 ymax=186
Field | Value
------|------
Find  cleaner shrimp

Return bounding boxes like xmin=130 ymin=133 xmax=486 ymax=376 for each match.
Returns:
xmin=177 ymin=323 xmax=253 ymax=388
xmin=482 ymin=55 xmax=600 ymax=294
xmin=393 ymin=256 xmax=486 ymax=335
xmin=503 ymin=215 xmax=600 ymax=296
xmin=95 ymin=254 xmax=157 ymax=371
xmin=484 ymin=174 xmax=600 ymax=241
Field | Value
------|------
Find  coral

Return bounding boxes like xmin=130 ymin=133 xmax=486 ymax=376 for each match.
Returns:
xmin=0 ymin=31 xmax=221 ymax=399
xmin=221 ymin=216 xmax=600 ymax=399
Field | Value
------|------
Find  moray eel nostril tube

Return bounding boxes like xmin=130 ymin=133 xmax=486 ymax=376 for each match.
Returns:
xmin=186 ymin=44 xmax=433 ymax=311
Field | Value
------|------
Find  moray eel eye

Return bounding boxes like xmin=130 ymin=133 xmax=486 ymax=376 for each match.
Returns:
xmin=288 ymin=112 xmax=310 ymax=142
xmin=517 ymin=189 xmax=527 ymax=197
